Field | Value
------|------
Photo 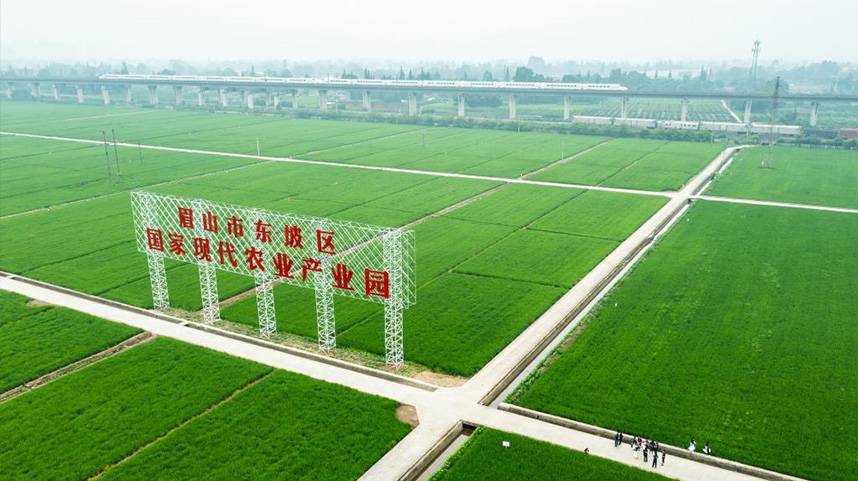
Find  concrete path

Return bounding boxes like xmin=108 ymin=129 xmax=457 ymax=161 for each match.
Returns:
xmin=696 ymin=194 xmax=858 ymax=214
xmin=0 ymin=142 xmax=810 ymax=481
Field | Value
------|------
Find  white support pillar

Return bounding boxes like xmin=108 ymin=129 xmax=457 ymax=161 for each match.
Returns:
xmin=457 ymin=93 xmax=465 ymax=117
xmin=173 ymin=85 xmax=183 ymax=106
xmin=198 ymin=263 xmax=220 ymax=323
xmin=197 ymin=89 xmax=205 ymax=107
xmin=148 ymin=85 xmax=159 ymax=105
xmin=272 ymin=91 xmax=280 ymax=109
xmin=125 ymin=86 xmax=133 ymax=103
xmin=101 ymin=86 xmax=111 ymax=105
xmin=314 ymin=259 xmax=336 ymax=350
xmin=51 ymin=84 xmax=60 ymax=101
xmin=809 ymin=102 xmax=819 ymax=127
xmin=362 ymin=90 xmax=372 ymax=112
xmin=147 ymin=254 xmax=170 ymax=311
xmin=620 ymin=96 xmax=628 ymax=119
xmin=743 ymin=99 xmax=752 ymax=124
xmin=76 ymin=85 xmax=85 ymax=103
xmin=382 ymin=230 xmax=404 ymax=367
xmin=255 ymin=274 xmax=276 ymax=337
xmin=508 ymin=94 xmax=517 ymax=120
xmin=681 ymin=97 xmax=689 ymax=122
xmin=563 ymin=95 xmax=572 ymax=121
xmin=244 ymin=90 xmax=254 ymax=110
xmin=408 ymin=92 xmax=418 ymax=116
xmin=30 ymin=82 xmax=39 ymax=98
xmin=219 ymin=89 xmax=228 ymax=107
xmin=318 ymin=89 xmax=328 ymax=110
xmin=292 ymin=90 xmax=300 ymax=109
xmin=4 ymin=83 xmax=12 ymax=99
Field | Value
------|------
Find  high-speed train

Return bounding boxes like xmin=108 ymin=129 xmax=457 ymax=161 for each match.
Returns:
xmin=98 ymin=74 xmax=629 ymax=91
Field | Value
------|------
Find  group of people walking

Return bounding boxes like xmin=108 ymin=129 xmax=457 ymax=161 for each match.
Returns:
xmin=614 ymin=432 xmax=665 ymax=468
xmin=688 ymin=438 xmax=712 ymax=455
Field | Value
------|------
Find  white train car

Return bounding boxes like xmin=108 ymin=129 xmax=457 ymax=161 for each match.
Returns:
xmin=699 ymin=121 xmax=747 ymax=133
xmin=614 ymin=118 xmax=657 ymax=129
xmin=573 ymin=115 xmax=614 ymax=125
xmin=659 ymin=120 xmax=700 ymax=130
xmin=750 ymin=123 xmax=802 ymax=136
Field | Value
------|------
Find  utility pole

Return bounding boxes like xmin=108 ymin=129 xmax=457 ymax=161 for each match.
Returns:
xmin=102 ymin=130 xmax=113 ymax=181
xmin=111 ymin=129 xmax=121 ymax=177
xmin=762 ymin=76 xmax=780 ymax=169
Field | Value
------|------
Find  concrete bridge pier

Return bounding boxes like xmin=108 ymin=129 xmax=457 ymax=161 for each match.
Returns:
xmin=173 ymin=86 xmax=183 ymax=106
xmin=681 ymin=97 xmax=689 ymax=122
xmin=244 ymin=90 xmax=254 ymax=110
xmin=809 ymin=102 xmax=819 ymax=127
xmin=148 ymin=85 xmax=159 ymax=105
xmin=457 ymin=93 xmax=465 ymax=117
xmin=219 ymin=89 xmax=228 ymax=107
xmin=271 ymin=91 xmax=280 ymax=109
xmin=362 ymin=91 xmax=371 ymax=112
xmin=292 ymin=90 xmax=300 ymax=109
xmin=125 ymin=86 xmax=133 ymax=103
xmin=4 ymin=83 xmax=12 ymax=99
xmin=620 ymin=96 xmax=628 ymax=119
xmin=76 ymin=85 xmax=85 ymax=103
xmin=101 ymin=86 xmax=111 ymax=105
xmin=743 ymin=99 xmax=752 ymax=124
xmin=408 ymin=92 xmax=418 ymax=116
xmin=508 ymin=94 xmax=517 ymax=120
xmin=563 ymin=95 xmax=572 ymax=121
xmin=30 ymin=82 xmax=39 ymax=99
xmin=318 ymin=89 xmax=328 ymax=110
xmin=52 ymin=84 xmax=60 ymax=101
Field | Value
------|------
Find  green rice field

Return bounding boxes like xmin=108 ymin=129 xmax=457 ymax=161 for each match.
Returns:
xmin=431 ymin=428 xmax=671 ymax=481
xmin=707 ymin=145 xmax=858 ymax=209
xmin=512 ymin=201 xmax=858 ymax=481
xmin=0 ymin=101 xmax=681 ymax=375
xmin=0 ymin=291 xmax=141 ymax=393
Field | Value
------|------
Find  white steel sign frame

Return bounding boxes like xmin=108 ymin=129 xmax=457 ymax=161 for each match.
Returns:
xmin=131 ymin=191 xmax=415 ymax=366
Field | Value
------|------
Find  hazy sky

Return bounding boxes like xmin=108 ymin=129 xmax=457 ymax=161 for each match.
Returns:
xmin=2 ymin=0 xmax=856 ymax=64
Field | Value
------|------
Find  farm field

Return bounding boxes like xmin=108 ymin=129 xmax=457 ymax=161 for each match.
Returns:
xmin=0 ymin=336 xmax=411 ymax=481
xmin=99 ymin=370 xmax=410 ymax=481
xmin=707 ymin=145 xmax=858 ymax=209
xmin=431 ymin=428 xmax=671 ymax=481
xmin=0 ymin=338 xmax=271 ymax=481
xmin=0 ymin=101 xmax=676 ymax=376
xmin=531 ymin=138 xmax=725 ymax=191
xmin=0 ymin=291 xmax=141 ymax=392
xmin=512 ymin=201 xmax=858 ymax=481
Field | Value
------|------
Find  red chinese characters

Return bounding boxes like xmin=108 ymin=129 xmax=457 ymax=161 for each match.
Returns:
xmin=168 ymin=232 xmax=187 ymax=255
xmin=193 ymin=237 xmax=211 ymax=261
xmin=332 ymin=263 xmax=355 ymax=291
xmin=284 ymin=225 xmax=303 ymax=249
xmin=218 ymin=241 xmax=238 ymax=267
xmin=178 ymin=207 xmax=194 ymax=229
xmin=316 ymin=229 xmax=336 ymax=255
xmin=272 ymin=252 xmax=295 ymax=279
xmin=202 ymin=211 xmax=218 ymax=233
xmin=227 ymin=215 xmax=244 ymax=237
xmin=146 ymin=228 xmax=164 ymax=251
xmin=301 ymin=258 xmax=322 ymax=281
xmin=364 ymin=269 xmax=390 ymax=298
xmin=255 ymin=219 xmax=272 ymax=243
xmin=245 ymin=247 xmax=265 ymax=271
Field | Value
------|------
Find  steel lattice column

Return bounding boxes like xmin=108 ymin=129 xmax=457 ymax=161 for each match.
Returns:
xmin=147 ymin=253 xmax=170 ymax=310
xmin=255 ymin=274 xmax=277 ymax=337
xmin=383 ymin=230 xmax=404 ymax=367
xmin=198 ymin=263 xmax=220 ymax=323
xmin=315 ymin=259 xmax=336 ymax=350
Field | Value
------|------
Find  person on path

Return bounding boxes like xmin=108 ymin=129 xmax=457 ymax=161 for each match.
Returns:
xmin=643 ymin=444 xmax=649 ymax=463
xmin=619 ymin=432 xmax=624 ymax=446
xmin=662 ymin=450 xmax=666 ymax=466
xmin=688 ymin=439 xmax=697 ymax=453
xmin=703 ymin=442 xmax=711 ymax=455
xmin=652 ymin=450 xmax=658 ymax=468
